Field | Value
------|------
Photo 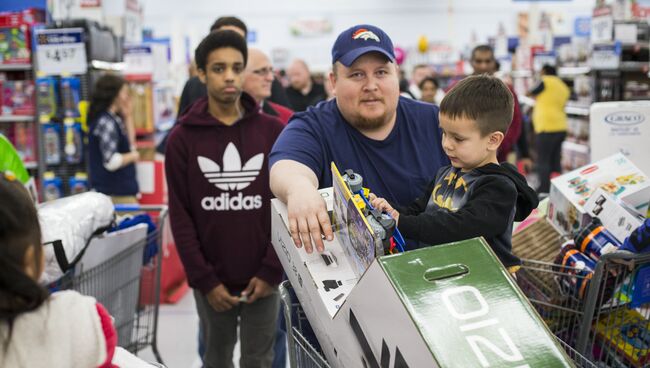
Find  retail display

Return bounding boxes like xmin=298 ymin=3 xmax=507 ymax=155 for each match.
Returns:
xmin=63 ymin=120 xmax=82 ymax=164
xmin=1 ymin=79 xmax=35 ymax=115
xmin=0 ymin=25 xmax=30 ymax=64
xmin=42 ymin=171 xmax=62 ymax=201
xmin=43 ymin=122 xmax=61 ymax=165
xmin=36 ymin=76 xmax=58 ymax=119
xmin=60 ymin=76 xmax=81 ymax=118
xmin=68 ymin=171 xmax=88 ymax=194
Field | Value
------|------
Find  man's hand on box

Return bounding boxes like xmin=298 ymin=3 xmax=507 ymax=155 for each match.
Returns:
xmin=287 ymin=186 xmax=333 ymax=254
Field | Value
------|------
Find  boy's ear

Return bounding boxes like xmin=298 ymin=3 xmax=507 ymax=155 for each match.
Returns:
xmin=487 ymin=131 xmax=505 ymax=151
xmin=197 ymin=68 xmax=207 ymax=84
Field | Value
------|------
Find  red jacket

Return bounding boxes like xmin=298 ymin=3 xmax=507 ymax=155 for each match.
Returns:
xmin=265 ymin=101 xmax=293 ymax=125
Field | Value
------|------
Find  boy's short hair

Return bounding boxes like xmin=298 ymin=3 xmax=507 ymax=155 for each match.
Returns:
xmin=440 ymin=75 xmax=514 ymax=136
xmin=195 ymin=30 xmax=248 ymax=72
xmin=210 ymin=16 xmax=247 ymax=36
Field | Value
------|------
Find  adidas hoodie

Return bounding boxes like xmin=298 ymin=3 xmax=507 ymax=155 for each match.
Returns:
xmin=165 ymin=93 xmax=285 ymax=294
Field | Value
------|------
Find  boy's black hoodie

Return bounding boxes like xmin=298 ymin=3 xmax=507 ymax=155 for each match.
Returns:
xmin=165 ymin=94 xmax=285 ymax=294
xmin=397 ymin=162 xmax=538 ymax=267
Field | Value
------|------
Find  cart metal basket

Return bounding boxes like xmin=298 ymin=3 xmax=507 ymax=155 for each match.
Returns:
xmin=518 ymin=249 xmax=650 ymax=367
xmin=55 ymin=204 xmax=167 ymax=365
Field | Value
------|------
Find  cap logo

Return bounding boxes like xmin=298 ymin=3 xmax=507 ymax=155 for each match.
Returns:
xmin=352 ymin=29 xmax=380 ymax=42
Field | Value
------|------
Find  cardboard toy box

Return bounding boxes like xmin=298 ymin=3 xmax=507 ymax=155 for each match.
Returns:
xmin=271 ymin=194 xmax=574 ymax=367
xmin=590 ymin=101 xmax=650 ymax=177
xmin=583 ymin=187 xmax=646 ymax=243
xmin=548 ymin=153 xmax=650 ymax=236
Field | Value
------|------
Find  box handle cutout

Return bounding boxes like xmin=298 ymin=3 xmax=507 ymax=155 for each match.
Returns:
xmin=424 ymin=264 xmax=469 ymax=282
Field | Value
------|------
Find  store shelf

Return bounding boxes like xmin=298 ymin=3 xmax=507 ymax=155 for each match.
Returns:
xmin=565 ymin=103 xmax=591 ymax=116
xmin=620 ymin=62 xmax=649 ymax=72
xmin=0 ymin=115 xmax=35 ymax=123
xmin=0 ymin=63 xmax=32 ymax=71
xmin=558 ymin=66 xmax=591 ymax=78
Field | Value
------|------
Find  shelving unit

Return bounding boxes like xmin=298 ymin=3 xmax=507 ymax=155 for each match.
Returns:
xmin=0 ymin=41 xmax=43 ymax=186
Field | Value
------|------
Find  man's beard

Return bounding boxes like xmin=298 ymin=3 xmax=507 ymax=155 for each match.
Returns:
xmin=348 ymin=113 xmax=388 ymax=131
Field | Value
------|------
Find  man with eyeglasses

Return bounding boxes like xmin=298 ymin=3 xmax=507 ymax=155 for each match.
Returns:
xmin=243 ymin=49 xmax=293 ymax=124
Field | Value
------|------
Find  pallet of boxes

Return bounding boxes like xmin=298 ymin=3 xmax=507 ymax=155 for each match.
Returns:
xmin=271 ymin=163 xmax=576 ymax=367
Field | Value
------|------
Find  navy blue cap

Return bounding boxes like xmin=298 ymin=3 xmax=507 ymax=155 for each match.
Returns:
xmin=331 ymin=24 xmax=395 ymax=67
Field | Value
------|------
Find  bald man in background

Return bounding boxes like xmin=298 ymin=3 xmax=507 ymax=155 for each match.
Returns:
xmin=285 ymin=59 xmax=326 ymax=112
xmin=244 ymin=49 xmax=294 ymax=124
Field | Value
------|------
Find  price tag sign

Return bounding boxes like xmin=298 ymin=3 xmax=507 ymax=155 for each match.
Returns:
xmin=591 ymin=44 xmax=620 ymax=69
xmin=591 ymin=8 xmax=613 ymax=44
xmin=35 ymin=28 xmax=87 ymax=76
xmin=124 ymin=45 xmax=154 ymax=75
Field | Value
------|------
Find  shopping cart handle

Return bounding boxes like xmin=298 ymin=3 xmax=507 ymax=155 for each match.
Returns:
xmin=114 ymin=204 xmax=141 ymax=212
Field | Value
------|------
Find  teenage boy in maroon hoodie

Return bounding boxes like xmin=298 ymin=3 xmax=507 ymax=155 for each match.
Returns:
xmin=165 ymin=30 xmax=285 ymax=368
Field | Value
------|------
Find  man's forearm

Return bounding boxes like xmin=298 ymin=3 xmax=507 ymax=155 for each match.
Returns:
xmin=270 ymin=160 xmax=318 ymax=202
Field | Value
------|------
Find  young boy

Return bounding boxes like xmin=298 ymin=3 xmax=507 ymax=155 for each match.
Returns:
xmin=165 ymin=30 xmax=284 ymax=367
xmin=371 ymin=75 xmax=538 ymax=271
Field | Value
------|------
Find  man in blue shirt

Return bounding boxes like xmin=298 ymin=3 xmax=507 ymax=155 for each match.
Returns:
xmin=269 ymin=24 xmax=448 ymax=254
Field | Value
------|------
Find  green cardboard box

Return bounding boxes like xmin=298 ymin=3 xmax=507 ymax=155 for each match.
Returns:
xmin=340 ymin=238 xmax=574 ymax=367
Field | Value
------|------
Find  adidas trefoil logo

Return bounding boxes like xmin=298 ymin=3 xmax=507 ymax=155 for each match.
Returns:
xmin=197 ymin=143 xmax=264 ymax=211
xmin=197 ymin=143 xmax=264 ymax=191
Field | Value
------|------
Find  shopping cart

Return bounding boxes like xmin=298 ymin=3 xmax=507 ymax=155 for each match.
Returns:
xmin=518 ymin=242 xmax=650 ymax=367
xmin=278 ymin=280 xmax=595 ymax=368
xmin=55 ymin=204 xmax=167 ymax=365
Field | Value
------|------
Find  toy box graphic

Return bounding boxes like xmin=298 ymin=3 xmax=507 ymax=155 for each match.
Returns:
xmin=548 ymin=153 xmax=650 ymax=236
xmin=583 ymin=187 xmax=645 ymax=244
xmin=330 ymin=163 xmax=381 ymax=278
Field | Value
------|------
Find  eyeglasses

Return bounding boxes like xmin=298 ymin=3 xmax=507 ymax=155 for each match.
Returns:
xmin=252 ymin=67 xmax=274 ymax=76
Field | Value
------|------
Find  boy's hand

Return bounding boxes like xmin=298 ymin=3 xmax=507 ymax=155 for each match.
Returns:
xmin=241 ymin=277 xmax=274 ymax=304
xmin=371 ymin=197 xmax=400 ymax=224
xmin=206 ymin=284 xmax=239 ymax=312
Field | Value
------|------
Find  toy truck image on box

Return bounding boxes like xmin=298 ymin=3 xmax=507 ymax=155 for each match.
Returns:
xmin=271 ymin=164 xmax=575 ymax=367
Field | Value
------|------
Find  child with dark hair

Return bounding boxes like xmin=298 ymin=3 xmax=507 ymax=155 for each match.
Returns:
xmin=0 ymin=173 xmax=117 ymax=367
xmin=372 ymin=75 xmax=538 ymax=272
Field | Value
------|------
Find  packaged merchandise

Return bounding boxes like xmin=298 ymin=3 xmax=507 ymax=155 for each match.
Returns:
xmin=595 ymin=308 xmax=650 ymax=367
xmin=574 ymin=217 xmax=622 ymax=263
xmin=43 ymin=123 xmax=61 ymax=165
xmin=0 ymin=8 xmax=45 ymax=27
xmin=60 ymin=77 xmax=81 ymax=118
xmin=557 ymin=244 xmax=596 ymax=299
xmin=1 ymin=80 xmax=35 ymax=115
xmin=64 ymin=121 xmax=83 ymax=164
xmin=590 ymin=101 xmax=650 ymax=177
xmin=0 ymin=25 xmax=30 ymax=64
xmin=584 ymin=188 xmax=646 ymax=244
xmin=36 ymin=77 xmax=58 ymax=120
xmin=68 ymin=172 xmax=89 ymax=195
xmin=12 ymin=121 xmax=36 ymax=164
xmin=42 ymin=172 xmax=63 ymax=202
xmin=548 ymin=153 xmax=650 ymax=236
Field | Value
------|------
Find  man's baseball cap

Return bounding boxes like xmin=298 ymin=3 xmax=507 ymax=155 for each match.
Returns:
xmin=331 ymin=24 xmax=395 ymax=67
